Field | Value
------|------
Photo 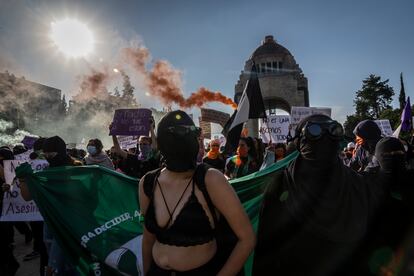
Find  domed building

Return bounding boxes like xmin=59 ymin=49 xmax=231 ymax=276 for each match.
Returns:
xmin=234 ymin=35 xmax=309 ymax=136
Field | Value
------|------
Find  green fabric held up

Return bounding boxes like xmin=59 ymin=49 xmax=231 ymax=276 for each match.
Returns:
xmin=16 ymin=151 xmax=299 ymax=276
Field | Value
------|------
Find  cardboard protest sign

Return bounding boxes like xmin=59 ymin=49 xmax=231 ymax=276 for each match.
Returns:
xmin=290 ymin=106 xmax=332 ymax=135
xmin=117 ymin=136 xmax=139 ymax=150
xmin=21 ymin=136 xmax=38 ymax=149
xmin=1 ymin=160 xmax=48 ymax=221
xmin=200 ymin=108 xmax=230 ymax=127
xmin=199 ymin=117 xmax=211 ymax=139
xmin=259 ymin=115 xmax=290 ymax=143
xmin=375 ymin=119 xmax=393 ymax=137
xmin=109 ymin=109 xmax=152 ymax=136
xmin=14 ymin=150 xmax=33 ymax=161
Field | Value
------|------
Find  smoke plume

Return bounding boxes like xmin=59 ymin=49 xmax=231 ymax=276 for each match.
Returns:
xmin=122 ymin=46 xmax=237 ymax=109
xmin=72 ymin=69 xmax=111 ymax=102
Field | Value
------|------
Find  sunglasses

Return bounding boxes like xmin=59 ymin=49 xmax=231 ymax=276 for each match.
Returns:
xmin=167 ymin=125 xmax=201 ymax=136
xmin=301 ymin=120 xmax=344 ymax=141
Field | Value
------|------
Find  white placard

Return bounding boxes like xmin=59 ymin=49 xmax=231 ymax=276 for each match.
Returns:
xmin=14 ymin=150 xmax=33 ymax=161
xmin=259 ymin=115 xmax=290 ymax=143
xmin=290 ymin=106 xmax=332 ymax=135
xmin=1 ymin=160 xmax=48 ymax=221
xmin=117 ymin=136 xmax=138 ymax=150
xmin=375 ymin=119 xmax=393 ymax=137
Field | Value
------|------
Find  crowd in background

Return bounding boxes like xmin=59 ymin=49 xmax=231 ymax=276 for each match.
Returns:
xmin=0 ymin=113 xmax=414 ymax=275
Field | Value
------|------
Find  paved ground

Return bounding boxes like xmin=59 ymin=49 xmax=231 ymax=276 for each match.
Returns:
xmin=14 ymin=232 xmax=40 ymax=276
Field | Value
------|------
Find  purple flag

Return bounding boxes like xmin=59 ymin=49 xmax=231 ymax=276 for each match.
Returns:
xmin=401 ymin=96 xmax=412 ymax=132
xmin=109 ymin=108 xmax=152 ymax=136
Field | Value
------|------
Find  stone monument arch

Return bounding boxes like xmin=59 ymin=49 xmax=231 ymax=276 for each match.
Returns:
xmin=234 ymin=35 xmax=309 ymax=137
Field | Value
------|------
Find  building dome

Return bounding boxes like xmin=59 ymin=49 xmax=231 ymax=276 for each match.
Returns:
xmin=251 ymin=35 xmax=292 ymax=59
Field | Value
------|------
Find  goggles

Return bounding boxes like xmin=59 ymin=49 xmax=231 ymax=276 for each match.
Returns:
xmin=166 ymin=125 xmax=201 ymax=136
xmin=300 ymin=120 xmax=344 ymax=141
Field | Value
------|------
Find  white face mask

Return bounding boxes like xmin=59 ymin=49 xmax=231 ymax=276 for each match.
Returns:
xmin=404 ymin=145 xmax=408 ymax=152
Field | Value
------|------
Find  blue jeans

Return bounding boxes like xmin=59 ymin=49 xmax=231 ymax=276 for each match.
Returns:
xmin=43 ymin=224 xmax=79 ymax=276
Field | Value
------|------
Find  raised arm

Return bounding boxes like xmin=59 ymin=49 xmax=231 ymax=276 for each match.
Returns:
xmin=138 ymin=176 xmax=156 ymax=274
xmin=110 ymin=123 xmax=128 ymax=159
xmin=149 ymin=116 xmax=157 ymax=151
xmin=205 ymin=168 xmax=256 ymax=275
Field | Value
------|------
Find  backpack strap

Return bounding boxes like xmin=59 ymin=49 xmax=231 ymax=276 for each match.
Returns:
xmin=194 ymin=164 xmax=219 ymax=227
xmin=143 ymin=168 xmax=162 ymax=199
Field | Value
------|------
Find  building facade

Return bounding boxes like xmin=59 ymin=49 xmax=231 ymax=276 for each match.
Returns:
xmin=234 ymin=35 xmax=309 ymax=136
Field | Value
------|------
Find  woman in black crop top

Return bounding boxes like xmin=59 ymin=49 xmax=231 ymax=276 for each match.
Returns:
xmin=138 ymin=110 xmax=255 ymax=275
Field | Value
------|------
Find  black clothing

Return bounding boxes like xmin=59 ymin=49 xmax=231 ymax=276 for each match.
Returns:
xmin=143 ymin=169 xmax=215 ymax=247
xmin=118 ymin=153 xmax=159 ymax=178
xmin=157 ymin=110 xmax=200 ymax=172
xmin=254 ymin=115 xmax=389 ymax=276
xmin=203 ymin=156 xmax=225 ymax=172
xmin=253 ymin=162 xmax=388 ymax=276
xmin=353 ymin=120 xmax=382 ymax=154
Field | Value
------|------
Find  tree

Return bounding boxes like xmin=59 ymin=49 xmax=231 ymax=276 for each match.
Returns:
xmin=354 ymin=74 xmax=394 ymax=119
xmin=399 ymin=72 xmax=406 ymax=110
xmin=343 ymin=114 xmax=365 ymax=138
xmin=121 ymin=73 xmax=138 ymax=107
xmin=113 ymin=87 xmax=121 ymax=97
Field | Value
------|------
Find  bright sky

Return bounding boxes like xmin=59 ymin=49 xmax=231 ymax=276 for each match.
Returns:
xmin=0 ymin=0 xmax=413 ymax=124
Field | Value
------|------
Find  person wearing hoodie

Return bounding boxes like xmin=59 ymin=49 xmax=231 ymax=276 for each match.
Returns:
xmin=253 ymin=114 xmax=388 ymax=276
xmin=20 ymin=136 xmax=80 ymax=276
xmin=350 ymin=120 xmax=382 ymax=172
xmin=85 ymin=138 xmax=114 ymax=170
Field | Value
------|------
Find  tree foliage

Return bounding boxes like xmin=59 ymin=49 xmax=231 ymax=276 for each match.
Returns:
xmin=354 ymin=74 xmax=394 ymax=119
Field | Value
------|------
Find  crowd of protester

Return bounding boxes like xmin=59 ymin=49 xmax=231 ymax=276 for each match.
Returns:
xmin=0 ymin=110 xmax=413 ymax=275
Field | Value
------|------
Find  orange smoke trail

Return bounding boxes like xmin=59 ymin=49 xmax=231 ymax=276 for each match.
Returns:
xmin=122 ymin=46 xmax=237 ymax=109
xmin=73 ymin=69 xmax=110 ymax=102
xmin=185 ymin=87 xmax=237 ymax=109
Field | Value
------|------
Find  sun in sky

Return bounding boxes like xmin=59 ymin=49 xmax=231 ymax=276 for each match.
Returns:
xmin=49 ymin=18 xmax=95 ymax=58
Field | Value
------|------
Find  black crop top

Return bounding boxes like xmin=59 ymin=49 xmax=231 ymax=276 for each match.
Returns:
xmin=143 ymin=169 xmax=215 ymax=247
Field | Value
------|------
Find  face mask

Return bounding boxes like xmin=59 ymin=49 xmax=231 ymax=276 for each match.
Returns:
xmin=138 ymin=144 xmax=151 ymax=158
xmin=158 ymin=128 xmax=199 ymax=172
xmin=45 ymin=153 xmax=68 ymax=167
xmin=404 ymin=145 xmax=408 ymax=152
xmin=87 ymin=146 xmax=97 ymax=155
xmin=299 ymin=135 xmax=339 ymax=163
xmin=237 ymin=146 xmax=249 ymax=158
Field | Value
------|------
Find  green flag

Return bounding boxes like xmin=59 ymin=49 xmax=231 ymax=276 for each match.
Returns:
xmin=16 ymin=151 xmax=299 ymax=276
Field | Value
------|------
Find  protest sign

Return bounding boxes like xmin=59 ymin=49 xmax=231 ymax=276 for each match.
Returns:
xmin=199 ymin=117 xmax=211 ymax=139
xmin=1 ymin=160 xmax=48 ymax=221
xmin=14 ymin=150 xmax=33 ymax=161
xmin=200 ymin=108 xmax=230 ymax=127
xmin=109 ymin=109 xmax=152 ymax=136
xmin=21 ymin=136 xmax=38 ymax=149
xmin=259 ymin=115 xmax=290 ymax=143
xmin=375 ymin=119 xmax=393 ymax=137
xmin=117 ymin=136 xmax=138 ymax=150
xmin=290 ymin=106 xmax=332 ymax=135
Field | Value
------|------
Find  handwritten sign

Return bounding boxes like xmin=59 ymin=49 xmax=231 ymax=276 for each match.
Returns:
xmin=199 ymin=117 xmax=211 ymax=139
xmin=1 ymin=160 xmax=48 ymax=221
xmin=375 ymin=119 xmax=393 ymax=137
xmin=200 ymin=108 xmax=230 ymax=127
xmin=110 ymin=109 xmax=152 ymax=136
xmin=117 ymin=136 xmax=139 ymax=150
xmin=259 ymin=115 xmax=290 ymax=143
xmin=290 ymin=106 xmax=332 ymax=135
